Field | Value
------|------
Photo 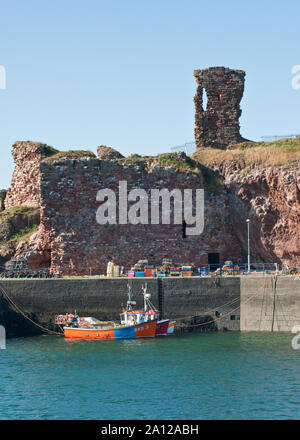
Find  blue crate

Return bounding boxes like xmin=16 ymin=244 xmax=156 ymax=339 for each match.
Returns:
xmin=135 ymin=271 xmax=145 ymax=277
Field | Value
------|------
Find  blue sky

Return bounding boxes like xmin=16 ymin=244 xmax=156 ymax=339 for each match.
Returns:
xmin=0 ymin=0 xmax=299 ymax=188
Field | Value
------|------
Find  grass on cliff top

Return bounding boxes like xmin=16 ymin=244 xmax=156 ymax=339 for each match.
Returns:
xmin=42 ymin=150 xmax=96 ymax=162
xmin=40 ymin=144 xmax=59 ymax=157
xmin=119 ymin=152 xmax=200 ymax=173
xmin=193 ymin=137 xmax=300 ymax=168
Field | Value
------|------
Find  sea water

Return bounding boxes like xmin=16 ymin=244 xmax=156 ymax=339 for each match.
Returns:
xmin=0 ymin=332 xmax=299 ymax=420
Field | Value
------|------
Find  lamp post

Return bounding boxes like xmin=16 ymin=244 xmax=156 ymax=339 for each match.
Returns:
xmin=246 ymin=219 xmax=250 ymax=273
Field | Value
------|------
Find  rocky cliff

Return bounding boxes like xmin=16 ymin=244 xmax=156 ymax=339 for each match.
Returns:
xmin=193 ymin=139 xmax=300 ymax=268
xmin=0 ymin=206 xmax=40 ymax=265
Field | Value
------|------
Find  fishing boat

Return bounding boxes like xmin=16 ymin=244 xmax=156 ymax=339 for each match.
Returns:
xmin=140 ymin=284 xmax=175 ymax=336
xmin=55 ymin=284 xmax=175 ymax=339
xmin=167 ymin=320 xmax=176 ymax=334
xmin=55 ymin=287 xmax=157 ymax=339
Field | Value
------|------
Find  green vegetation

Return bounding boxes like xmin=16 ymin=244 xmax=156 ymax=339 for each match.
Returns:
xmin=10 ymin=225 xmax=39 ymax=243
xmin=120 ymin=154 xmax=149 ymax=165
xmin=193 ymin=137 xmax=300 ymax=168
xmin=0 ymin=205 xmax=32 ymax=219
xmin=154 ymin=153 xmax=200 ymax=172
xmin=0 ymin=206 xmax=40 ymax=250
xmin=42 ymin=150 xmax=96 ymax=162
xmin=40 ymin=144 xmax=59 ymax=157
xmin=120 ymin=152 xmax=200 ymax=173
xmin=200 ymin=166 xmax=224 ymax=195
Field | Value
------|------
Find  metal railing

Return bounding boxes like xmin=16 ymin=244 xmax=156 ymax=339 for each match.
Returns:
xmin=261 ymin=134 xmax=300 ymax=142
xmin=171 ymin=141 xmax=196 ymax=155
xmin=198 ymin=263 xmax=279 ymax=276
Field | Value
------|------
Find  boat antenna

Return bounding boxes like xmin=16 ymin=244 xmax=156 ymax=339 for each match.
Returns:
xmin=142 ymin=283 xmax=156 ymax=312
xmin=127 ymin=283 xmax=132 ymax=302
xmin=126 ymin=283 xmax=134 ymax=311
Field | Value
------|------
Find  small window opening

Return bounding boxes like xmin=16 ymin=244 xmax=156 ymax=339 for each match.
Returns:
xmin=182 ymin=220 xmax=186 ymax=239
xmin=202 ymin=88 xmax=208 ymax=111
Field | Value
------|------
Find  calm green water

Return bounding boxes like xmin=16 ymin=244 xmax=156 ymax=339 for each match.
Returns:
xmin=0 ymin=332 xmax=299 ymax=420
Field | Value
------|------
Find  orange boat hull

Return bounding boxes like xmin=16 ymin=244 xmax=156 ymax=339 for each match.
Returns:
xmin=64 ymin=320 xmax=157 ymax=339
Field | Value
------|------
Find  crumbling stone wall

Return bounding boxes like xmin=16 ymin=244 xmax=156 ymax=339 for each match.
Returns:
xmin=97 ymin=145 xmax=124 ymax=161
xmin=5 ymin=142 xmax=57 ymax=209
xmin=194 ymin=67 xmax=247 ymax=150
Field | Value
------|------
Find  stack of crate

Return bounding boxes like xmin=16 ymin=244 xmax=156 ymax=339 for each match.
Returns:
xmin=107 ymin=261 xmax=114 ymax=277
xmin=170 ymin=266 xmax=181 ymax=276
xmin=182 ymin=265 xmax=193 ymax=277
xmin=145 ymin=268 xmax=155 ymax=277
xmin=135 ymin=271 xmax=145 ymax=277
xmin=125 ymin=271 xmax=135 ymax=278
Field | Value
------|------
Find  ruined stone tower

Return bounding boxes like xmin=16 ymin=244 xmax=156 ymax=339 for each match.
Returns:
xmin=194 ymin=66 xmax=247 ymax=150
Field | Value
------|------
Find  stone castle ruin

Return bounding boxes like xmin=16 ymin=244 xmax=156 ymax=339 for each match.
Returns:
xmin=194 ymin=67 xmax=247 ymax=150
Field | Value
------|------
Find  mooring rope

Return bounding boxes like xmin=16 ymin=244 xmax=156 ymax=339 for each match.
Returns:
xmin=175 ymin=277 xmax=269 ymax=328
xmin=173 ymin=295 xmax=240 ymax=323
xmin=0 ymin=283 xmax=63 ymax=336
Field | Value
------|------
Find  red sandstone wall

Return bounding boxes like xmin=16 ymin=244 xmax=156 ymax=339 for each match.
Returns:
xmin=29 ymin=156 xmax=241 ymax=275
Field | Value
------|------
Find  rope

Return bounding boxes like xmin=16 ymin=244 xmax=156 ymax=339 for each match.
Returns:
xmin=271 ymin=274 xmax=277 ymax=332
xmin=176 ymin=278 xmax=268 ymax=328
xmin=174 ymin=295 xmax=240 ymax=323
xmin=0 ymin=283 xmax=63 ymax=336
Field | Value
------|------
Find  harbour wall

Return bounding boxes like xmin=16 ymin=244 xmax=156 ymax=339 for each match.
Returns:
xmin=240 ymin=276 xmax=300 ymax=332
xmin=0 ymin=276 xmax=299 ymax=337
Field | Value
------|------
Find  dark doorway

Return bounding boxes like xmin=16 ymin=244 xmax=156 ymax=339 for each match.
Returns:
xmin=182 ymin=220 xmax=186 ymax=239
xmin=208 ymin=253 xmax=220 ymax=271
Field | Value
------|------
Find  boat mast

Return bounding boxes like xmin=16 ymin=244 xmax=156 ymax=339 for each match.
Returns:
xmin=142 ymin=283 xmax=148 ymax=311
xmin=127 ymin=283 xmax=132 ymax=311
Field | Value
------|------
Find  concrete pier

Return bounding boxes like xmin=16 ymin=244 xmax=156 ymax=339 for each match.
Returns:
xmin=0 ymin=276 xmax=299 ymax=337
xmin=240 ymin=276 xmax=300 ymax=332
